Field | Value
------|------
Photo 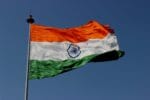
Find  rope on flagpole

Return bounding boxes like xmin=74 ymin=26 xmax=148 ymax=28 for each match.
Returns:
xmin=24 ymin=15 xmax=35 ymax=100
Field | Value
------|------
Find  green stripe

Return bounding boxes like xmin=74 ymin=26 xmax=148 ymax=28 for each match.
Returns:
xmin=29 ymin=50 xmax=124 ymax=80
xmin=29 ymin=54 xmax=96 ymax=80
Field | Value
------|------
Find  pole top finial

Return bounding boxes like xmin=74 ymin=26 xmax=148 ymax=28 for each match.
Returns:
xmin=27 ymin=15 xmax=35 ymax=24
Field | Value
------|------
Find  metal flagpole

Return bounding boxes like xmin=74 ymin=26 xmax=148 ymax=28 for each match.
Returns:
xmin=24 ymin=15 xmax=35 ymax=100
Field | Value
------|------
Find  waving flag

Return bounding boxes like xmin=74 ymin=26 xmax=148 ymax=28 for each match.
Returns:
xmin=29 ymin=20 xmax=124 ymax=80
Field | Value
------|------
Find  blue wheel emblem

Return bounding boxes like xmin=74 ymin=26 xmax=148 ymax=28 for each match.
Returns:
xmin=67 ymin=44 xmax=81 ymax=58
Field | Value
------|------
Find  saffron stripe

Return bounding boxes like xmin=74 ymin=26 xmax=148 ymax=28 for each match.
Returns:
xmin=30 ymin=21 xmax=110 ymax=43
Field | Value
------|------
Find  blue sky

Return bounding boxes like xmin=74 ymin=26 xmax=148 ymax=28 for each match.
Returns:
xmin=0 ymin=0 xmax=150 ymax=100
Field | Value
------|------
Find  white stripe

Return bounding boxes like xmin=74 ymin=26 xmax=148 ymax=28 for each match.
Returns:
xmin=30 ymin=34 xmax=119 ymax=61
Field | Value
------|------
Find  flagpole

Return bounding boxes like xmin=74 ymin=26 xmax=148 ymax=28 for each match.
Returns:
xmin=24 ymin=15 xmax=35 ymax=100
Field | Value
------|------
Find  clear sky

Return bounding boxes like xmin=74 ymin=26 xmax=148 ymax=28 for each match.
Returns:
xmin=0 ymin=0 xmax=150 ymax=100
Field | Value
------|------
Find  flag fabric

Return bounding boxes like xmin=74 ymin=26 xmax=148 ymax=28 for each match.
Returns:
xmin=29 ymin=20 xmax=121 ymax=80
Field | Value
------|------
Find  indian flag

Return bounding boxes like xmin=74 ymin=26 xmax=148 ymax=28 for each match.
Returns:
xmin=29 ymin=20 xmax=123 ymax=80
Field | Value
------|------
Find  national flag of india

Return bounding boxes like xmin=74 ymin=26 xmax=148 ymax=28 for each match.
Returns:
xmin=29 ymin=20 xmax=123 ymax=80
